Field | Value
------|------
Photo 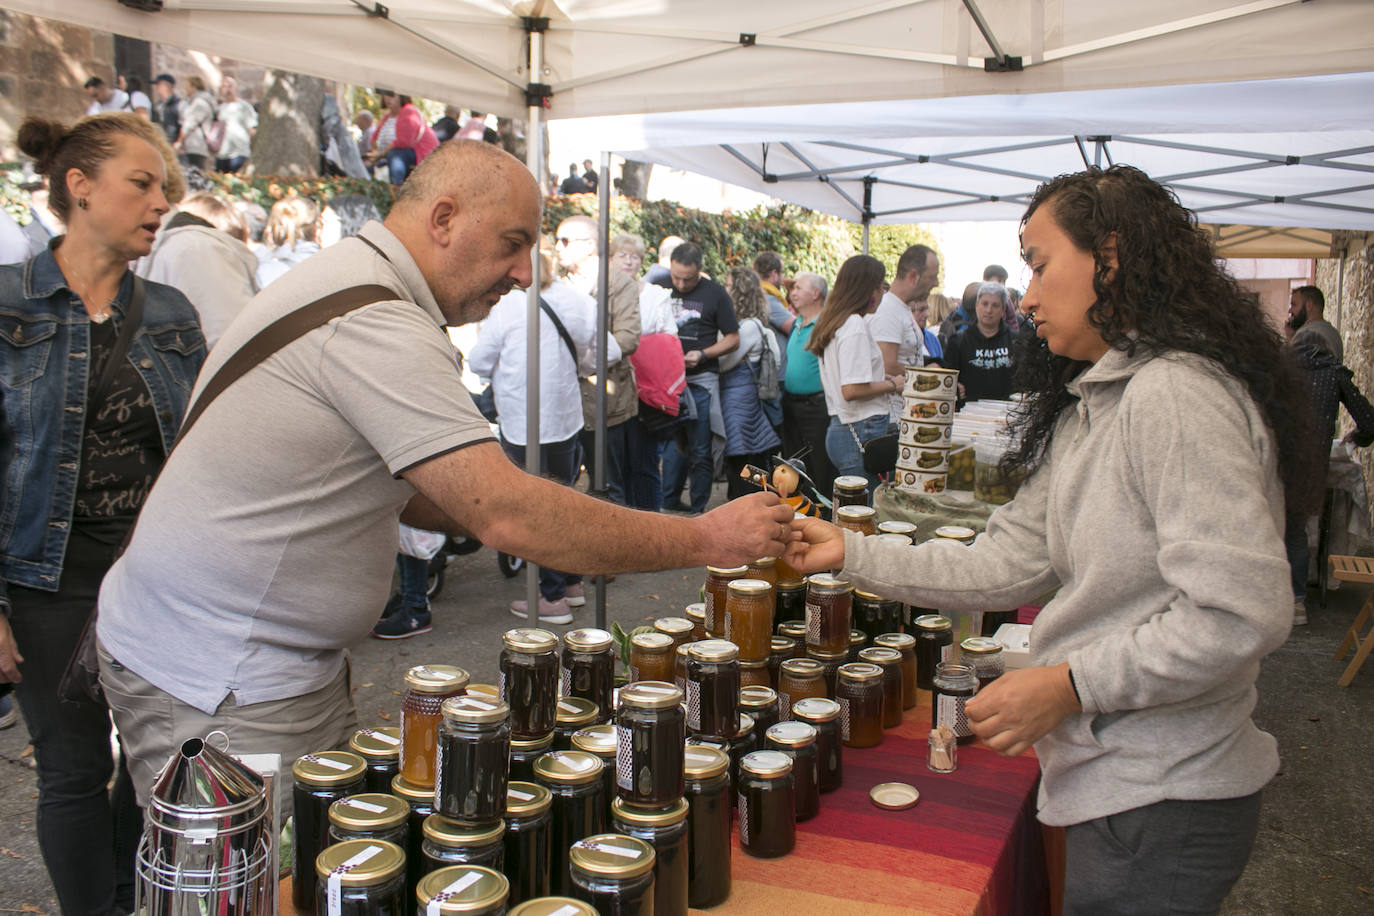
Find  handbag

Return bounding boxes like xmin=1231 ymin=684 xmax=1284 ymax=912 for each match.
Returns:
xmin=57 ymin=282 xmax=400 ymax=705
xmin=752 ymin=318 xmax=781 ymax=402
xmin=847 ymin=421 xmax=900 ymax=477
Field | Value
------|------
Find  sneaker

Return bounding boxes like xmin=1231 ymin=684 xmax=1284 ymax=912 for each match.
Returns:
xmin=564 ymin=583 xmax=586 ymax=608
xmin=371 ymin=606 xmax=433 ymax=639
xmin=377 ymin=593 xmax=403 ymax=623
xmin=508 ymin=597 xmax=573 ymax=625
xmin=0 ymin=694 xmax=16 ymax=730
xmin=1292 ymin=599 xmax=1308 ymax=627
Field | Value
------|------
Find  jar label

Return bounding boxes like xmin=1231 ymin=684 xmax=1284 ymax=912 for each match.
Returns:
xmin=615 ymin=725 xmax=634 ymax=789
xmin=549 ymin=751 xmax=593 ymax=771
xmin=778 ymin=691 xmax=790 ymax=721
xmin=704 ymin=592 xmax=715 ymax=629
xmin=578 ymin=839 xmax=641 ymax=859
xmin=685 ymin=679 xmax=702 ymax=731
xmin=460 ymin=697 xmax=497 ymax=710
xmin=941 ymin=643 xmax=953 ymax=663
xmin=838 ymin=697 xmax=851 ymax=741
xmin=427 ymin=870 xmax=485 ymax=916
xmin=509 ymin=788 xmax=534 ymax=801
xmin=737 ymin=793 xmax=749 ymax=844
xmin=359 ymin=728 xmax=400 ymax=746
xmin=302 ymin=754 xmax=352 ymax=771
xmin=560 ymin=666 xmax=571 ymax=697
xmin=558 ymin=700 xmax=580 ymax=714
xmin=341 ymin=798 xmax=388 ymax=814
xmin=547 ymin=907 xmax=582 ymax=916
xmin=937 ymin=693 xmax=973 ymax=738
xmin=327 ymin=844 xmax=384 ymax=916
xmin=628 ymin=664 xmax=640 ymax=683
xmin=805 ymin=602 xmax=822 ymax=644
xmin=497 ymin=668 xmax=506 ymax=700
xmin=432 ymin=737 xmax=445 ymax=808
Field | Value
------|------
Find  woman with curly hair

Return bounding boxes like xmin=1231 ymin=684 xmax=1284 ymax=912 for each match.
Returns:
xmin=720 ymin=265 xmax=783 ymax=498
xmin=788 ymin=166 xmax=1317 ymax=914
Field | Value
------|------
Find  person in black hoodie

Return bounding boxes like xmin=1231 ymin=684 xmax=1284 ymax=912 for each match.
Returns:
xmin=946 ymin=280 xmax=1016 ymax=401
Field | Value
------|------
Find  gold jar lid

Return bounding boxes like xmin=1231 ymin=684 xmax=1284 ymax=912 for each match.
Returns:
xmin=292 ymin=750 xmax=366 ymax=787
xmin=877 ymin=520 xmax=918 ymax=536
xmin=777 ymin=621 xmax=807 ymax=639
xmin=914 ymin=614 xmax=952 ymax=631
xmin=466 ymin=683 xmax=499 ymax=700
xmin=836 ymin=505 xmax=877 ymax=522
xmin=313 ymin=838 xmax=406 ymax=886
xmin=859 ymin=646 xmax=902 ymax=667
xmin=390 ymin=773 xmax=434 ymax=804
xmin=415 ymin=865 xmax=509 ymax=913
xmin=807 ymin=648 xmax=849 ymax=662
xmin=740 ymin=658 xmax=767 ymax=671
xmin=749 ymin=556 xmax=777 ymax=568
xmin=726 ymin=578 xmax=772 ymax=596
xmin=533 ymin=751 xmax=603 ymax=785
xmin=875 ymin=633 xmax=916 ymax=651
xmin=770 ymin=636 xmax=796 ymax=654
xmin=765 ymin=721 xmax=817 ymax=748
xmin=705 ymin=565 xmax=750 ymax=576
xmin=875 ymin=533 xmax=913 ymax=546
xmin=349 ymin=727 xmax=401 ymax=760
xmin=776 ymin=580 xmax=806 ymax=593
xmin=740 ymin=749 xmax=793 ymax=778
xmin=568 ymin=834 xmax=655 ymax=879
xmin=505 ymin=780 xmax=553 ymax=817
xmin=833 ymin=475 xmax=869 ymax=493
xmin=442 ymin=695 xmax=510 ymax=725
xmin=739 ymin=685 xmax=777 ymax=709
xmin=508 ymin=898 xmax=597 ymax=916
xmin=503 ymin=628 xmax=558 ymax=654
xmin=555 ymin=697 xmax=598 ymax=728
xmin=683 ymin=744 xmax=729 ymax=779
xmin=735 ymin=713 xmax=756 ymax=738
xmin=563 ymin=627 xmax=614 ymax=652
xmin=329 ymin=793 xmax=409 ymax=832
xmin=780 ymin=658 xmax=823 ymax=678
xmin=405 ymin=665 xmax=471 ymax=694
xmin=619 ymin=681 xmax=683 ymax=710
xmin=849 ymin=629 xmax=867 ymax=645
xmin=684 ymin=603 xmax=706 ymax=623
xmin=510 ymin=732 xmax=554 ymax=753
xmin=689 ymin=639 xmax=739 ymax=662
xmin=837 ymin=661 xmax=884 ymax=684
xmin=935 ymin=525 xmax=976 ymax=541
xmin=422 ymin=814 xmax=506 ymax=848
xmin=806 ymin=572 xmax=852 ymax=593
xmin=854 ymin=588 xmax=899 ymax=602
xmin=570 ymin=724 xmax=616 ymax=758
xmin=792 ymin=697 xmax=841 ymax=723
xmin=961 ymin=636 xmax=1003 ymax=655
xmin=653 ymin=617 xmax=694 ymax=639
xmin=629 ymin=631 xmax=674 ymax=654
xmin=612 ymin=796 xmax=689 ymax=827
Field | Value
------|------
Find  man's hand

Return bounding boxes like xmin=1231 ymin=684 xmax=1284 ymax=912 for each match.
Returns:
xmin=0 ymin=616 xmax=23 ymax=683
xmin=782 ymin=516 xmax=846 ymax=574
xmin=966 ymin=663 xmax=1081 ymax=757
xmin=691 ymin=492 xmax=796 ymax=567
xmin=684 ymin=349 xmax=702 ymax=370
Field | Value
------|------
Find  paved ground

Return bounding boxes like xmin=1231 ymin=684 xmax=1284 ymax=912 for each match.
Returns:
xmin=1 ymin=486 xmax=1371 ymax=913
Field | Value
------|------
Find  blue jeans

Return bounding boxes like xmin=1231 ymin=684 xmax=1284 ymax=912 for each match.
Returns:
xmin=501 ymin=433 xmax=583 ymax=601
xmin=824 ymin=413 xmax=891 ymax=494
xmin=1284 ymin=515 xmax=1310 ymax=600
xmin=661 ymin=381 xmax=713 ymax=513
xmin=626 ymin=416 xmax=662 ymax=511
xmin=396 ymin=552 xmax=429 ymax=607
xmin=215 ymin=155 xmax=248 ymax=173
xmin=385 ymin=147 xmax=417 ymax=185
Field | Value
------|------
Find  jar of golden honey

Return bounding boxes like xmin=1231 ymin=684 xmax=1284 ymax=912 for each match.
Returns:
xmin=703 ymin=565 xmax=748 ymax=637
xmin=834 ymin=505 xmax=878 ymax=536
xmin=724 ymin=578 xmax=773 ymax=662
xmin=629 ymin=632 xmax=676 ymax=683
xmin=400 ymin=664 xmax=470 ymax=787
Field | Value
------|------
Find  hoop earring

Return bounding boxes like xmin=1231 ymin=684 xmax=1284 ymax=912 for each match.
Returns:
xmin=77 ymin=198 xmax=88 ymax=210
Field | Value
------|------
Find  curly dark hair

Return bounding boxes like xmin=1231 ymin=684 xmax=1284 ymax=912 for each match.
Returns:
xmin=1006 ymin=165 xmax=1320 ymax=521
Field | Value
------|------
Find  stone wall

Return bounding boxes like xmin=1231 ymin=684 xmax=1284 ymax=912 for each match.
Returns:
xmin=1316 ymin=233 xmax=1374 ymax=530
xmin=151 ymin=43 xmax=268 ymax=103
xmin=0 ymin=11 xmax=115 ymax=157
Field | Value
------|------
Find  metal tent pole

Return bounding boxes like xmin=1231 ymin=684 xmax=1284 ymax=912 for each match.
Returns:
xmin=593 ymin=151 xmax=612 ymax=629
xmin=523 ymin=17 xmax=549 ymax=614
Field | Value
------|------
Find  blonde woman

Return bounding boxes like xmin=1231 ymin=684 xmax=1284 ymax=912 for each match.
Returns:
xmin=720 ymin=266 xmax=783 ymax=498
xmin=256 ymin=195 xmax=321 ymax=288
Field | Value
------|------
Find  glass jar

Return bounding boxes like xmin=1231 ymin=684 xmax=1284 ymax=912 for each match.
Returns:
xmin=509 ymin=732 xmax=554 ymax=786
xmin=737 ymin=751 xmax=796 ymax=859
xmin=875 ymin=633 xmax=919 ymax=710
xmin=653 ymin=616 xmax=695 ymax=650
xmin=835 ymin=663 xmax=884 ymax=749
xmin=673 ymin=641 xmax=695 ymax=693
xmin=611 ymin=797 xmax=690 ymax=916
xmin=764 ymin=721 xmax=819 ymax=822
xmin=683 ymin=745 xmax=731 ymax=909
xmin=738 ymin=658 xmax=771 ymax=690
xmin=554 ymin=697 xmax=599 ymax=751
xmin=421 ymin=815 xmax=505 ymax=875
xmin=391 ymin=773 xmax=437 ymax=910
xmin=291 ymin=750 xmax=366 ymax=911
xmin=508 ymin=899 xmax=596 ymax=916
xmin=854 ymin=590 xmax=905 ymax=645
xmin=685 ymin=640 xmax=740 ymax=740
xmin=435 ymin=695 xmax=511 ymax=824
xmin=805 ymin=574 xmax=853 ymax=653
xmin=834 ymin=504 xmax=878 ymax=536
xmin=745 ymin=555 xmax=779 ymax=589
xmin=876 ymin=519 xmax=918 ymax=539
xmin=776 ymin=619 xmax=807 ymax=647
xmin=703 ymin=565 xmax=749 ymax=637
xmin=503 ymin=781 xmax=552 ymax=906
xmin=932 ymin=662 xmax=978 ymax=744
xmin=568 ymin=834 xmax=656 ymax=915
xmin=767 ymin=636 xmax=798 ymax=690
xmin=349 ymin=726 xmax=401 ymax=795
xmin=727 ymin=714 xmax=759 ymax=793
xmin=961 ymin=636 xmax=1006 ymax=690
xmin=533 ymin=751 xmax=607 ymax=898
xmin=724 ymin=579 xmax=774 ymax=662
xmin=628 ymin=631 xmax=676 ymax=683
xmin=858 ymin=646 xmax=905 ymax=729
xmin=684 ymin=602 xmax=707 ymax=641
xmin=847 ymin=629 xmax=868 ymax=663
xmin=616 ymin=681 xmax=686 ymax=806
xmin=466 ymin=684 xmax=500 ymax=702
xmin=808 ymin=648 xmax=849 ymax=698
xmin=501 ymin=629 xmax=560 ymax=740
xmin=415 ymin=865 xmax=509 ymax=916
xmin=328 ymin=792 xmax=410 ymax=848
xmin=775 ymin=581 xmax=806 ymax=626
xmin=569 ymin=724 xmax=618 ymax=826
xmin=738 ymin=685 xmax=780 ymax=737
xmin=913 ymin=614 xmax=954 ymax=691
xmin=875 ymin=532 xmax=913 ymax=546
xmin=561 ymin=628 xmax=616 ymax=723
xmin=401 ymin=664 xmax=470 ymax=787
xmin=791 ymin=697 xmax=843 ymax=794
xmin=313 ymin=838 xmax=406 ymax=916
xmin=934 ymin=524 xmax=976 ymax=544
xmin=831 ymin=475 xmax=869 ymax=511
xmin=775 ymin=543 xmax=806 ymax=588
xmin=776 ymin=658 xmax=826 ymax=720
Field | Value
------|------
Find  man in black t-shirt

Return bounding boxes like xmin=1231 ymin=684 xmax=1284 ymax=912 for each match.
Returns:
xmin=662 ymin=242 xmax=739 ymax=513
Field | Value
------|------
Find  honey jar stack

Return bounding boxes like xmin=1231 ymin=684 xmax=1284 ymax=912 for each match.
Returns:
xmin=896 ymin=364 xmax=959 ymax=494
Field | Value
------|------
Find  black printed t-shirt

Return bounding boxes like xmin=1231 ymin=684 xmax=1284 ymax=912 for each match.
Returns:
xmin=74 ymin=318 xmax=164 ymax=544
xmin=946 ymin=323 xmax=1016 ymax=402
xmin=670 ymin=276 xmax=738 ymax=376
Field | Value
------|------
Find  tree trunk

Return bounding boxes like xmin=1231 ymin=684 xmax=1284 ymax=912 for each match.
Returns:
xmin=619 ymin=159 xmax=653 ymax=199
xmin=252 ymin=69 xmax=324 ymax=176
xmin=496 ymin=117 xmax=526 ymax=162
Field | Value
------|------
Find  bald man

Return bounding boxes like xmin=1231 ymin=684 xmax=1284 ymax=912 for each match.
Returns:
xmin=93 ymin=141 xmax=793 ymax=809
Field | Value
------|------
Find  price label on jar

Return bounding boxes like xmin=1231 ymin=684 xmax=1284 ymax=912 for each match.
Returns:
xmin=327 ymin=844 xmax=384 ymax=916
xmin=341 ymin=798 xmax=388 ymax=814
xmin=426 ymin=870 xmax=484 ymax=916
xmin=303 ymin=754 xmax=353 ymax=771
xmin=805 ymin=603 xmax=822 ymax=645
xmin=359 ymin=728 xmax=400 ymax=746
xmin=615 ymin=725 xmax=634 ymax=790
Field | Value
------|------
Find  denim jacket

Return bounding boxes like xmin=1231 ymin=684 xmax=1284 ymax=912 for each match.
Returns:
xmin=0 ymin=245 xmax=205 ymax=605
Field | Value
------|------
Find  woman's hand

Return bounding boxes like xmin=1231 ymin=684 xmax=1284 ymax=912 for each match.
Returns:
xmin=783 ymin=516 xmax=846 ymax=574
xmin=965 ymin=662 xmax=1080 ymax=757
xmin=0 ymin=615 xmax=23 ymax=683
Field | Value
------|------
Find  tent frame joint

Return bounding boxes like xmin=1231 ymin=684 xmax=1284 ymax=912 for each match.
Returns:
xmin=739 ymin=33 xmax=757 ymax=47
xmin=983 ymin=55 xmax=1021 ymax=72
xmin=523 ymin=16 xmax=549 ymax=32
xmin=367 ymin=3 xmax=389 ymax=19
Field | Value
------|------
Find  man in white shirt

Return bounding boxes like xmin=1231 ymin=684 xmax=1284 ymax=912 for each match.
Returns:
xmin=870 ymin=244 xmax=939 ymax=416
xmin=83 ymin=76 xmax=131 ymax=115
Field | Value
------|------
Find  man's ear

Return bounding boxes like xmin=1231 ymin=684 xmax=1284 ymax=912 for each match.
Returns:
xmin=428 ymin=196 xmax=458 ymax=245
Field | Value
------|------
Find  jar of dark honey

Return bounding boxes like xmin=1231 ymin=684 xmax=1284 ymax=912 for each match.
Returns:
xmin=390 ymin=772 xmax=437 ymax=912
xmin=913 ymin=614 xmax=954 ymax=691
xmin=415 ymin=864 xmax=509 ymax=916
xmin=612 ymin=798 xmax=690 ymax=916
xmin=835 ymin=662 xmax=884 ymax=748
xmin=858 ymin=646 xmax=905 ymax=728
xmin=533 ymin=750 xmax=607 ymax=898
xmin=739 ymin=685 xmax=780 ymax=737
xmin=932 ymin=662 xmax=978 ymax=744
xmin=776 ymin=657 xmax=826 ymax=720
xmin=560 ymin=628 xmax=616 ymax=723
xmin=775 ymin=581 xmax=806 ymax=626
xmin=616 ymin=681 xmax=686 ymax=806
xmin=291 ymin=750 xmax=366 ymax=910
xmin=435 ymin=694 xmax=511 ymax=824
xmin=776 ymin=620 xmax=807 ymax=651
xmin=508 ymin=899 xmax=596 ymax=916
xmin=568 ymin=834 xmax=656 ymax=915
xmin=765 ymin=721 xmax=819 ymax=822
xmin=421 ymin=815 xmax=505 ymax=875
xmin=683 ymin=745 xmax=731 ymax=908
xmin=807 ymin=648 xmax=848 ymax=697
xmin=684 ymin=602 xmax=707 ymax=641
xmin=628 ymin=631 xmax=676 ymax=683
xmin=501 ymin=629 xmax=560 ymax=740
xmin=739 ymin=658 xmax=771 ymax=689
xmin=313 ymin=839 xmax=406 ymax=915
xmin=805 ymin=574 xmax=852 ymax=654
xmin=703 ymin=565 xmax=749 ymax=637
xmin=401 ymin=664 xmax=470 ymax=787
xmin=724 ymin=579 xmax=774 ymax=661
xmin=961 ymin=636 xmax=1006 ymax=690
xmin=554 ymin=697 xmax=599 ymax=751
xmin=686 ymin=640 xmax=741 ymax=739
xmin=727 ymin=714 xmax=759 ymax=791
xmin=791 ymin=697 xmax=843 ymax=794
xmin=847 ymin=629 xmax=868 ymax=662
xmin=767 ymin=636 xmax=797 ymax=689
xmin=569 ymin=724 xmax=618 ymax=825
xmin=876 ymin=519 xmax=918 ymax=539
xmin=737 ymin=751 xmax=796 ymax=859
xmin=349 ymin=727 xmax=402 ymax=795
xmin=509 ymin=732 xmax=554 ymax=785
xmin=832 ymin=475 xmax=869 ymax=511
xmin=874 ymin=633 xmax=919 ymax=710
xmin=328 ymin=792 xmax=410 ymax=847
xmin=674 ymin=641 xmax=694 ymax=692
xmin=653 ymin=616 xmax=695 ymax=650
xmin=834 ymin=504 xmax=878 ymax=536
xmin=854 ymin=590 xmax=905 ymax=645
xmin=503 ymin=781 xmax=552 ymax=906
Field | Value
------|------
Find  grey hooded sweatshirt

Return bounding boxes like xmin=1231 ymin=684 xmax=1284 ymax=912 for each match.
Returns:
xmin=842 ymin=347 xmax=1290 ymax=826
